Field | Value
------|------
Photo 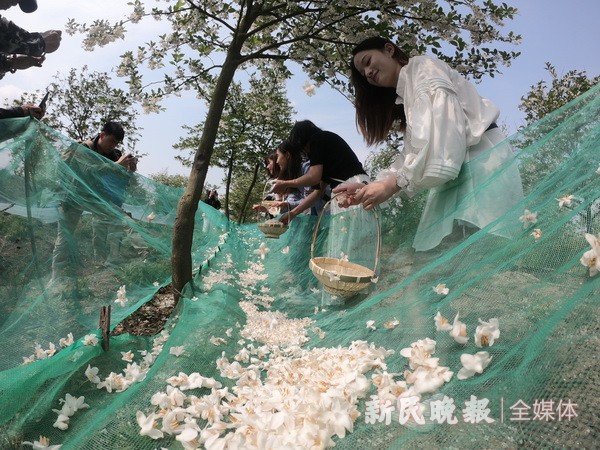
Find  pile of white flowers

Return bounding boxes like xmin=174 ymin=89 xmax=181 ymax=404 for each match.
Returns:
xmin=239 ymin=301 xmax=314 ymax=347
xmin=136 ymin=341 xmax=393 ymax=449
xmin=83 ymin=329 xmax=172 ymax=395
xmin=22 ymin=333 xmax=74 ymax=365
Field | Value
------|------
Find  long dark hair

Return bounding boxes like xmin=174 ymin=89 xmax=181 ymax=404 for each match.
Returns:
xmin=350 ymin=36 xmax=409 ymax=145
xmin=264 ymin=152 xmax=280 ymax=179
xmin=275 ymin=140 xmax=303 ymax=182
xmin=288 ymin=120 xmax=322 ymax=157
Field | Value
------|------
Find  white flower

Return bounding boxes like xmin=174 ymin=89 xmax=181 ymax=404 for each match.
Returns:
xmin=253 ymin=242 xmax=270 ymax=260
xmin=371 ymin=276 xmax=379 ymax=284
xmin=531 ymin=228 xmax=542 ymax=240
xmin=45 ymin=342 xmax=57 ymax=357
xmin=405 ymin=365 xmax=453 ymax=395
xmin=580 ymin=233 xmax=600 ymax=276
xmin=434 ymin=312 xmax=453 ymax=331
xmin=59 ymin=393 xmax=89 ymax=416
xmin=22 ymin=435 xmax=62 ymax=449
xmin=281 ymin=246 xmax=289 ymax=254
xmin=147 ymin=211 xmax=156 ymax=222
xmin=124 ymin=363 xmax=147 ymax=383
xmin=433 ymin=283 xmax=449 ymax=295
xmin=34 ymin=344 xmax=47 ymax=360
xmin=136 ymin=411 xmax=164 ymax=439
xmin=59 ymin=333 xmax=74 ymax=348
xmin=383 ymin=318 xmax=399 ymax=329
xmin=400 ymin=338 xmax=438 ymax=369
xmin=366 ymin=320 xmax=376 ymax=331
xmin=328 ymin=271 xmax=340 ymax=282
xmin=596 ymin=165 xmax=600 ymax=174
xmin=209 ymin=336 xmax=227 ymax=346
xmin=457 ymin=351 xmax=493 ymax=380
xmin=449 ymin=314 xmax=469 ymax=344
xmin=170 ymin=346 xmax=185 ymax=357
xmin=97 ymin=372 xmax=129 ymax=393
xmin=22 ymin=355 xmax=35 ymax=364
xmin=519 ymin=209 xmax=538 ymax=228
xmin=85 ymin=365 xmax=101 ymax=384
xmin=303 ymin=80 xmax=316 ymax=96
xmin=82 ymin=334 xmax=98 ymax=346
xmin=152 ymin=281 xmax=159 ymax=287
xmin=556 ymin=194 xmax=575 ymax=209
xmin=161 ymin=408 xmax=185 ymax=435
xmin=474 ymin=318 xmax=500 ymax=347
xmin=176 ymin=425 xmax=199 ymax=447
xmin=339 ymin=252 xmax=349 ymax=262
xmin=115 ymin=285 xmax=128 ymax=306
xmin=52 ymin=414 xmax=69 ymax=430
xmin=121 ymin=351 xmax=134 ymax=362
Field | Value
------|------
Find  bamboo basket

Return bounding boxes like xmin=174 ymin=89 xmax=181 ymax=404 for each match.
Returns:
xmin=309 ymin=194 xmax=380 ymax=297
xmin=257 ymin=180 xmax=289 ymax=239
xmin=258 ymin=220 xmax=288 ymax=239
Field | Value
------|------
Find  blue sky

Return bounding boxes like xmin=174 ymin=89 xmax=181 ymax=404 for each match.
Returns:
xmin=1 ymin=0 xmax=599 ymax=188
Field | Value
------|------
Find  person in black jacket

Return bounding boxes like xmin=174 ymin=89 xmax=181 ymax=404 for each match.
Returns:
xmin=204 ymin=190 xmax=221 ymax=210
xmin=50 ymin=122 xmax=136 ymax=280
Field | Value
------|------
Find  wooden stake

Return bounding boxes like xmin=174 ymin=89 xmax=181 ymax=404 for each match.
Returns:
xmin=99 ymin=305 xmax=111 ymax=351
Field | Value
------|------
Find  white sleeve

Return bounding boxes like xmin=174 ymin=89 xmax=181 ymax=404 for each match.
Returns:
xmin=378 ymin=64 xmax=470 ymax=197
xmin=403 ymin=85 xmax=467 ymax=192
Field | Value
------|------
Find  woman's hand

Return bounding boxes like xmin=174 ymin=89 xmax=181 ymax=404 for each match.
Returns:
xmin=279 ymin=210 xmax=296 ymax=225
xmin=252 ymin=204 xmax=269 ymax=213
xmin=333 ymin=176 xmax=400 ymax=210
xmin=331 ymin=182 xmax=366 ymax=208
xmin=353 ymin=177 xmax=400 ymax=210
xmin=270 ymin=179 xmax=289 ymax=195
xmin=269 ymin=200 xmax=290 ymax=211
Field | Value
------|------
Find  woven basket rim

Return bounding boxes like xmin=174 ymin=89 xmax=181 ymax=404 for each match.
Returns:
xmin=309 ymin=256 xmax=374 ymax=283
xmin=261 ymin=200 xmax=281 ymax=207
xmin=258 ymin=221 xmax=288 ymax=229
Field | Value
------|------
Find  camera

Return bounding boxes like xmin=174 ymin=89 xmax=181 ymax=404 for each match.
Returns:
xmin=19 ymin=0 xmax=37 ymax=13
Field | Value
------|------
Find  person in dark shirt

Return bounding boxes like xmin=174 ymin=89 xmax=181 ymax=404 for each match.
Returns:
xmin=204 ymin=190 xmax=221 ymax=210
xmin=272 ymin=120 xmax=367 ymax=192
xmin=50 ymin=122 xmax=136 ymax=280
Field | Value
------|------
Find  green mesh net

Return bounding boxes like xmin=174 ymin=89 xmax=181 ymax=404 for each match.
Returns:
xmin=0 ymin=83 xmax=599 ymax=449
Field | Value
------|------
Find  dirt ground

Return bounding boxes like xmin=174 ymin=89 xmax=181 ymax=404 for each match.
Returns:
xmin=111 ymin=284 xmax=178 ymax=336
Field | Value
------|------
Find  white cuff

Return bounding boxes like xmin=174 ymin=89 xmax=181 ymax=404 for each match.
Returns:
xmin=396 ymin=171 xmax=409 ymax=190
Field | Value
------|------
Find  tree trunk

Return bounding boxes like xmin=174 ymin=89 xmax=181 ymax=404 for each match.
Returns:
xmin=171 ymin=54 xmax=240 ymax=297
xmin=238 ymin=162 xmax=260 ymax=223
xmin=224 ymin=151 xmax=234 ymax=220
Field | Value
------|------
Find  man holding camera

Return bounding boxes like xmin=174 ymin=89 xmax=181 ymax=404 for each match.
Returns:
xmin=50 ymin=122 xmax=138 ymax=281
xmin=0 ymin=0 xmax=62 ymax=80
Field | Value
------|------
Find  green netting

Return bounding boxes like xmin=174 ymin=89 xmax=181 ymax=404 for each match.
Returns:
xmin=0 ymin=84 xmax=599 ymax=449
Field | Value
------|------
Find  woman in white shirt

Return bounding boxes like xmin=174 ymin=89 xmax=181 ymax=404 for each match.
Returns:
xmin=335 ymin=36 xmax=523 ymax=251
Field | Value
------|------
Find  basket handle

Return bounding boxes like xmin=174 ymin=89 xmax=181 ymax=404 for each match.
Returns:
xmin=310 ymin=192 xmax=381 ymax=276
xmin=262 ymin=179 xmax=275 ymax=199
xmin=258 ymin=179 xmax=292 ymax=216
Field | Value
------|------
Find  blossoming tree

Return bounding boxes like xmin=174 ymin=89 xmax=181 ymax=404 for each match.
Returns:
xmin=67 ymin=0 xmax=521 ymax=293
xmin=174 ymin=70 xmax=294 ymax=220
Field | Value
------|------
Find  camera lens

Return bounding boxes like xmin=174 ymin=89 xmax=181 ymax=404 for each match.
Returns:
xmin=19 ymin=0 xmax=38 ymax=13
